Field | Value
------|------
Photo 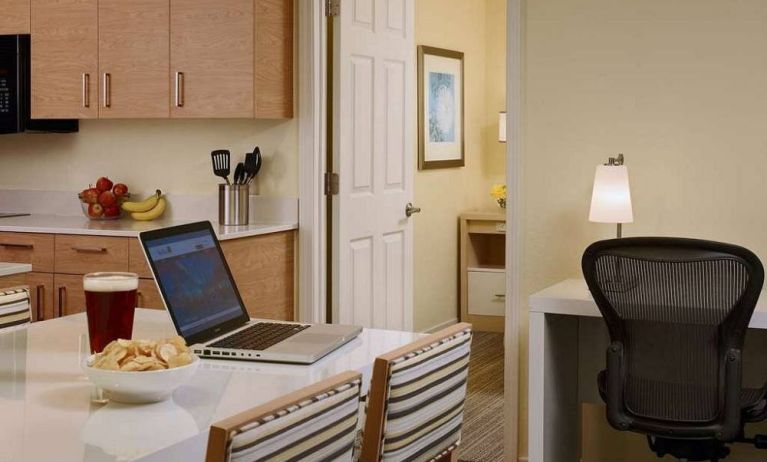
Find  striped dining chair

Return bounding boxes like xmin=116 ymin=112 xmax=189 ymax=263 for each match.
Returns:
xmin=0 ymin=286 xmax=31 ymax=331
xmin=360 ymin=323 xmax=473 ymax=462
xmin=206 ymin=370 xmax=363 ymax=462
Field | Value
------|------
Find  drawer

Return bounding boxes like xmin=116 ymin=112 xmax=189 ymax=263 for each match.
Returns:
xmin=53 ymin=274 xmax=86 ymax=317
xmin=137 ymin=279 xmax=165 ymax=310
xmin=128 ymin=238 xmax=153 ymax=279
xmin=0 ymin=232 xmax=54 ymax=272
xmin=54 ymin=235 xmax=129 ymax=274
xmin=468 ymin=270 xmax=506 ymax=317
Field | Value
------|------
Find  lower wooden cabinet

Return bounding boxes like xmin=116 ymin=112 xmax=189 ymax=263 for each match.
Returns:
xmin=0 ymin=230 xmax=295 ymax=322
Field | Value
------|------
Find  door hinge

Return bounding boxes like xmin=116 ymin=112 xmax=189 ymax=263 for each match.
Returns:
xmin=324 ymin=172 xmax=339 ymax=195
xmin=326 ymin=0 xmax=340 ymax=17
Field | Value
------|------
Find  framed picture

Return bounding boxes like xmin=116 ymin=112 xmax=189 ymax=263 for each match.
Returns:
xmin=418 ymin=45 xmax=465 ymax=170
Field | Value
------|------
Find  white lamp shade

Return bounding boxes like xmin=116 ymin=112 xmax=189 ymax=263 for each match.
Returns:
xmin=498 ymin=112 xmax=507 ymax=142
xmin=589 ymin=164 xmax=633 ymax=224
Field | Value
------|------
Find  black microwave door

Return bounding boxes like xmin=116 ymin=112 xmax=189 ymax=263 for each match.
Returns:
xmin=0 ymin=37 xmax=21 ymax=134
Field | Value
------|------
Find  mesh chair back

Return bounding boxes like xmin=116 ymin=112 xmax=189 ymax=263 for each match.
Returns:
xmin=582 ymin=238 xmax=763 ymax=437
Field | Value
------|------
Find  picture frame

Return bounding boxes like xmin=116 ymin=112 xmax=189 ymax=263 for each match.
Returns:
xmin=417 ymin=45 xmax=465 ymax=170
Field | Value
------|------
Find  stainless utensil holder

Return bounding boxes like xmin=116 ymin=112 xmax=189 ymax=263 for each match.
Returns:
xmin=218 ymin=184 xmax=249 ymax=226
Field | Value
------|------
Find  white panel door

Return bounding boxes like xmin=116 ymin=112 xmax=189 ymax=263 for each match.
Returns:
xmin=332 ymin=0 xmax=415 ymax=330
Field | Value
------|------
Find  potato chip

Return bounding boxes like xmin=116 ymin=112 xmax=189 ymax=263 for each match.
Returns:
xmin=91 ymin=336 xmax=194 ymax=372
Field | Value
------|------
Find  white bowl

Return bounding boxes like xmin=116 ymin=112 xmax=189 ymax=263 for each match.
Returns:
xmin=82 ymin=355 xmax=200 ymax=404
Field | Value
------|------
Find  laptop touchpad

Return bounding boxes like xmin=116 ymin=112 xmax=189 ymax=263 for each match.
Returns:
xmin=293 ymin=333 xmax=338 ymax=345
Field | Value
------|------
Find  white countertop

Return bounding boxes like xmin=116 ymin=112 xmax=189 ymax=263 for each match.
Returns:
xmin=0 ymin=214 xmax=296 ymax=240
xmin=0 ymin=262 xmax=32 ymax=277
xmin=0 ymin=309 xmax=422 ymax=462
xmin=530 ymin=278 xmax=767 ymax=329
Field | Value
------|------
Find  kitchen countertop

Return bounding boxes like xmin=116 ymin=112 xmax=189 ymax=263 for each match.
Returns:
xmin=0 ymin=214 xmax=297 ymax=240
xmin=0 ymin=262 xmax=32 ymax=277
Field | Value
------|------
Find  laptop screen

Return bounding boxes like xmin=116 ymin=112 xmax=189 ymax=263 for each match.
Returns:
xmin=141 ymin=224 xmax=248 ymax=341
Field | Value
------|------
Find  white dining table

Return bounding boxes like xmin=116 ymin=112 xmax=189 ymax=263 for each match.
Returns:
xmin=0 ymin=309 xmax=422 ymax=462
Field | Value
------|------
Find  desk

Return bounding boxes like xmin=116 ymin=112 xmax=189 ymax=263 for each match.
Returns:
xmin=528 ymin=279 xmax=767 ymax=462
xmin=0 ymin=309 xmax=422 ymax=462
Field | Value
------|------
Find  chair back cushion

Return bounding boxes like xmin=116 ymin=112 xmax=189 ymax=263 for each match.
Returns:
xmin=0 ymin=287 xmax=31 ymax=330
xmin=362 ymin=323 xmax=472 ymax=461
xmin=582 ymin=237 xmax=764 ymax=438
xmin=206 ymin=371 xmax=362 ymax=462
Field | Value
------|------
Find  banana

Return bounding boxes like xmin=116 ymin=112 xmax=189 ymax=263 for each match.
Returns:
xmin=122 ymin=189 xmax=162 ymax=213
xmin=131 ymin=197 xmax=167 ymax=221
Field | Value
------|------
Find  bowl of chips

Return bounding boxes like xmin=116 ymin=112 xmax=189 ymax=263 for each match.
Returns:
xmin=83 ymin=336 xmax=199 ymax=404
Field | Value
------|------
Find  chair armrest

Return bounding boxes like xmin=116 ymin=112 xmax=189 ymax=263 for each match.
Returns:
xmin=721 ymin=348 xmax=743 ymax=441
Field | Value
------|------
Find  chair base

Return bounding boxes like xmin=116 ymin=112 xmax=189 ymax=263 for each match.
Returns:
xmin=647 ymin=436 xmax=730 ymax=462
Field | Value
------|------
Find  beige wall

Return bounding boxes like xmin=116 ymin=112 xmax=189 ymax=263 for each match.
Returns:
xmin=522 ymin=0 xmax=767 ymax=459
xmin=0 ymin=119 xmax=297 ymax=197
xmin=414 ymin=0 xmax=506 ymax=332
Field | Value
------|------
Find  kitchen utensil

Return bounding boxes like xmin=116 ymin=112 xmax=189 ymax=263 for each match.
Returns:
xmin=218 ymin=184 xmax=249 ymax=226
xmin=233 ymin=162 xmax=245 ymax=185
xmin=211 ymin=150 xmax=231 ymax=185
xmin=245 ymin=147 xmax=262 ymax=184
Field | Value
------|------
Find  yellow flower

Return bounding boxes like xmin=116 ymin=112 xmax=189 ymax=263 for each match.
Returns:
xmin=490 ymin=184 xmax=507 ymax=200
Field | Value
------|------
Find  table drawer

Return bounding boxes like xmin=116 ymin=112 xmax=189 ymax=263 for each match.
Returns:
xmin=54 ymin=235 xmax=129 ymax=274
xmin=468 ymin=270 xmax=506 ymax=317
xmin=0 ymin=232 xmax=54 ymax=272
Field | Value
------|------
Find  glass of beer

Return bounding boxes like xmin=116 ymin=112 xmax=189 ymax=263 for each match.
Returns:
xmin=84 ymin=272 xmax=139 ymax=354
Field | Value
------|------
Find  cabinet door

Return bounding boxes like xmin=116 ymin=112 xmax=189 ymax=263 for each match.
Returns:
xmin=0 ymin=0 xmax=30 ymax=34
xmin=254 ymin=0 xmax=293 ymax=118
xmin=53 ymin=274 xmax=86 ymax=317
xmin=98 ymin=0 xmax=170 ymax=118
xmin=31 ymin=0 xmax=98 ymax=119
xmin=221 ymin=231 xmax=295 ymax=321
xmin=137 ymin=279 xmax=165 ymax=310
xmin=170 ymin=0 xmax=253 ymax=118
xmin=27 ymin=272 xmax=54 ymax=322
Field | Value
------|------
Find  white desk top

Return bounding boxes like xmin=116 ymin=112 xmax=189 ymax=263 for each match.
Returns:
xmin=530 ymin=278 xmax=767 ymax=330
xmin=0 ymin=262 xmax=32 ymax=277
xmin=0 ymin=309 xmax=422 ymax=462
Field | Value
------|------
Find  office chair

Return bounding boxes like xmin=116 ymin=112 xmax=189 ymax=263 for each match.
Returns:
xmin=582 ymin=237 xmax=767 ymax=461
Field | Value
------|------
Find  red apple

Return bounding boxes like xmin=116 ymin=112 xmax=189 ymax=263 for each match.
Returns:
xmin=88 ymin=203 xmax=104 ymax=217
xmin=81 ymin=187 xmax=99 ymax=204
xmin=96 ymin=177 xmax=113 ymax=192
xmin=112 ymin=183 xmax=128 ymax=198
xmin=98 ymin=190 xmax=116 ymax=207
xmin=103 ymin=205 xmax=120 ymax=218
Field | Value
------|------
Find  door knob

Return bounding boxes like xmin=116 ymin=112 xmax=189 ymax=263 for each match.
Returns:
xmin=405 ymin=203 xmax=421 ymax=217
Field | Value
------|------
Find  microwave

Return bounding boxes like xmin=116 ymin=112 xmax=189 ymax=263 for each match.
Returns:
xmin=0 ymin=35 xmax=78 ymax=134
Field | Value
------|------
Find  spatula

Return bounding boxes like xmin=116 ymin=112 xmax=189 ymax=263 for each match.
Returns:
xmin=211 ymin=150 xmax=231 ymax=185
xmin=245 ymin=147 xmax=262 ymax=184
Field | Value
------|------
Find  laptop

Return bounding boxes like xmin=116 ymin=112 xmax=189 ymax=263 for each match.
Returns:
xmin=138 ymin=221 xmax=362 ymax=364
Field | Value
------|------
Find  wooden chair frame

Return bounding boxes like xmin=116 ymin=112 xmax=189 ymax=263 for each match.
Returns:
xmin=360 ymin=322 xmax=472 ymax=462
xmin=205 ymin=370 xmax=362 ymax=462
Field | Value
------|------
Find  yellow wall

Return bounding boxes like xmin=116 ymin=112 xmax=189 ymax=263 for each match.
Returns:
xmin=413 ymin=0 xmax=506 ymax=331
xmin=523 ymin=0 xmax=767 ymax=459
xmin=0 ymin=119 xmax=297 ymax=197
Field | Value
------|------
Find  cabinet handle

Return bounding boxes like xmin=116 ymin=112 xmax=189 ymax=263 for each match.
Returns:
xmin=35 ymin=284 xmax=44 ymax=321
xmin=0 ymin=242 xmax=33 ymax=249
xmin=494 ymin=294 xmax=506 ymax=299
xmin=82 ymin=73 xmax=90 ymax=108
xmin=102 ymin=73 xmax=111 ymax=108
xmin=58 ymin=286 xmax=66 ymax=317
xmin=137 ymin=290 xmax=143 ymax=307
xmin=71 ymin=246 xmax=107 ymax=253
xmin=174 ymin=71 xmax=184 ymax=107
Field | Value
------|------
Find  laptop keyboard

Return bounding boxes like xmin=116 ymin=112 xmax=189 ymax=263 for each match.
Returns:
xmin=210 ymin=322 xmax=311 ymax=351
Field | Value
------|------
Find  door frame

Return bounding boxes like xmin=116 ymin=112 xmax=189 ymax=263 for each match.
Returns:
xmin=297 ymin=0 xmax=328 ymax=324
xmin=296 ymin=0 xmax=524 ymax=459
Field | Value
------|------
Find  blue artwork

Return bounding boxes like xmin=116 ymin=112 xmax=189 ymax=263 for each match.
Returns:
xmin=428 ymin=72 xmax=455 ymax=143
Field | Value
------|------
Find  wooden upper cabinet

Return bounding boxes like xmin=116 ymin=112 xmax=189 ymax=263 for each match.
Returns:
xmin=98 ymin=0 xmax=170 ymax=118
xmin=30 ymin=0 xmax=98 ymax=119
xmin=170 ymin=0 xmax=254 ymax=118
xmin=0 ymin=0 xmax=30 ymax=34
xmin=254 ymin=0 xmax=293 ymax=118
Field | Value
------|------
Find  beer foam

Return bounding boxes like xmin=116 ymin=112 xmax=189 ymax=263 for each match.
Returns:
xmin=83 ymin=275 xmax=138 ymax=292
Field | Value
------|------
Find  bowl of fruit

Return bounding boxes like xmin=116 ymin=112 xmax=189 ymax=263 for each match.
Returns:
xmin=79 ymin=177 xmax=130 ymax=220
